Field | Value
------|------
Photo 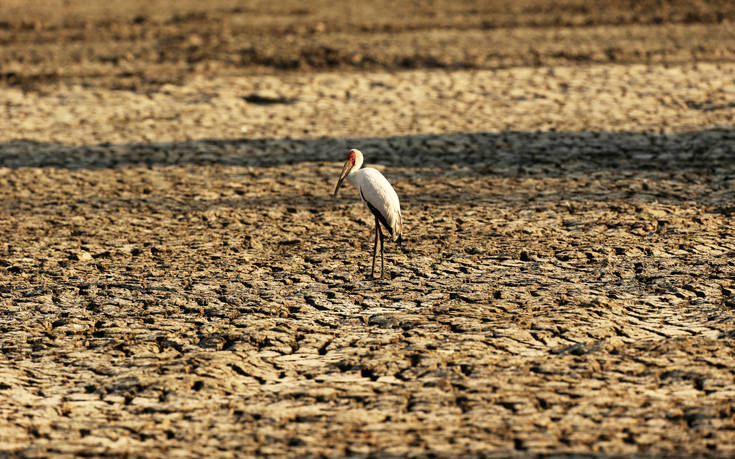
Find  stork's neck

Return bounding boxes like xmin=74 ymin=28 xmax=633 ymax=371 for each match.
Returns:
xmin=345 ymin=164 xmax=362 ymax=184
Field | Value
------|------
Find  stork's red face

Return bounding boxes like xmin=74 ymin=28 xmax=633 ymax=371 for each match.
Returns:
xmin=333 ymin=150 xmax=358 ymax=197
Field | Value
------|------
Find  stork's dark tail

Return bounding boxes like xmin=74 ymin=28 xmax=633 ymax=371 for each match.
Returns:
xmin=395 ymin=214 xmax=403 ymax=245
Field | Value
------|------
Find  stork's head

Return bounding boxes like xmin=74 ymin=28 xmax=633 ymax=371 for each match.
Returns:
xmin=333 ymin=149 xmax=364 ymax=197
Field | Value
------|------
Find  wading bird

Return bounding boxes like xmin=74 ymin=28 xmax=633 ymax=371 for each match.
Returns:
xmin=333 ymin=149 xmax=403 ymax=278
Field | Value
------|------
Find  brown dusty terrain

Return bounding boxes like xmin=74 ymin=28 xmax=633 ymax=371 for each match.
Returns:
xmin=2 ymin=0 xmax=735 ymax=90
xmin=1 ymin=1 xmax=735 ymax=457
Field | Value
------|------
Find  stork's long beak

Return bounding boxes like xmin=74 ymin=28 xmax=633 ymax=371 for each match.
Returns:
xmin=333 ymin=160 xmax=352 ymax=197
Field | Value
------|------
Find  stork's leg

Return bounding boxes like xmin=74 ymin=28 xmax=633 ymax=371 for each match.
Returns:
xmin=378 ymin=227 xmax=385 ymax=278
xmin=371 ymin=215 xmax=379 ymax=277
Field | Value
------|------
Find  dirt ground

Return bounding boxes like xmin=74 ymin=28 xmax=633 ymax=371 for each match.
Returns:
xmin=1 ymin=1 xmax=735 ymax=457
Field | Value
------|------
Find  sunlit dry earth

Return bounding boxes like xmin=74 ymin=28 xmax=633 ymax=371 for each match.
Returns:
xmin=1 ymin=1 xmax=735 ymax=457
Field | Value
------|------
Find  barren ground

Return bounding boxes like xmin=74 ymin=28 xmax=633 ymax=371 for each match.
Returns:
xmin=1 ymin=1 xmax=735 ymax=457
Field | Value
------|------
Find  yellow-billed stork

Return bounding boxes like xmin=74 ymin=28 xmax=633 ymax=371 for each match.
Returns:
xmin=333 ymin=149 xmax=403 ymax=278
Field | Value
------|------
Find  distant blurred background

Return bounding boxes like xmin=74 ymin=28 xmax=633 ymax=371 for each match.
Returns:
xmin=1 ymin=0 xmax=733 ymax=92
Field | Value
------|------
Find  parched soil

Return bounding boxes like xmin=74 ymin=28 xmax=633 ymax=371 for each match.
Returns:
xmin=1 ymin=1 xmax=735 ymax=457
xmin=1 ymin=0 xmax=735 ymax=91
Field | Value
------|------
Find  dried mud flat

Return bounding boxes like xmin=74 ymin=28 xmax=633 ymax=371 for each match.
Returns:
xmin=2 ymin=1 xmax=735 ymax=457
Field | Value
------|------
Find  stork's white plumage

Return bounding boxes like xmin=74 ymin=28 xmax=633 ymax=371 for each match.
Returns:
xmin=333 ymin=149 xmax=403 ymax=278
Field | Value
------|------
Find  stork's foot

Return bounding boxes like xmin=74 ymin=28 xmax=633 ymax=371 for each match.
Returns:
xmin=365 ymin=267 xmax=390 ymax=280
xmin=366 ymin=266 xmax=387 ymax=280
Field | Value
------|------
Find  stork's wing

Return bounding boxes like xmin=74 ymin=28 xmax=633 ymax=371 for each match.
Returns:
xmin=358 ymin=168 xmax=402 ymax=240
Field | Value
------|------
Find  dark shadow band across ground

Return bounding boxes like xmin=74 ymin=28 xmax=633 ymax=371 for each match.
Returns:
xmin=1 ymin=129 xmax=733 ymax=174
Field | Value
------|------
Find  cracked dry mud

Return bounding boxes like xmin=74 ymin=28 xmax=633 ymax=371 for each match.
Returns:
xmin=2 ymin=1 xmax=735 ymax=457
